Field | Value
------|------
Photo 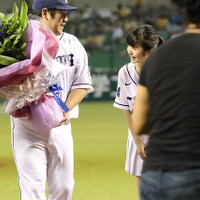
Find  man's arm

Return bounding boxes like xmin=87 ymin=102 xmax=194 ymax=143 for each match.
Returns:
xmin=59 ymin=88 xmax=87 ymax=125
xmin=133 ymin=85 xmax=150 ymax=135
xmin=65 ymin=88 xmax=87 ymax=110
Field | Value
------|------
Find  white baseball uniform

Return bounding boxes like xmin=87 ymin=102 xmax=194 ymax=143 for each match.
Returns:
xmin=113 ymin=62 xmax=148 ymax=176
xmin=11 ymin=32 xmax=93 ymax=200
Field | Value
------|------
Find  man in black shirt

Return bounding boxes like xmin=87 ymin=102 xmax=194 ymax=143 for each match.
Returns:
xmin=133 ymin=0 xmax=200 ymax=199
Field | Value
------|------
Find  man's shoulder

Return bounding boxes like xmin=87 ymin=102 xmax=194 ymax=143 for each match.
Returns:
xmin=60 ymin=32 xmax=79 ymax=42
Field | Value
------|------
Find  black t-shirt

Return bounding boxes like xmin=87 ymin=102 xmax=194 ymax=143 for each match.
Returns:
xmin=140 ymin=33 xmax=200 ymax=172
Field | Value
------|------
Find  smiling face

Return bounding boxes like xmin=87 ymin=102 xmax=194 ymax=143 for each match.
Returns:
xmin=127 ymin=43 xmax=147 ymax=65
xmin=41 ymin=9 xmax=68 ymax=35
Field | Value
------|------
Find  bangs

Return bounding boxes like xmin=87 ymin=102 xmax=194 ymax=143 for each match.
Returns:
xmin=126 ymin=34 xmax=138 ymax=47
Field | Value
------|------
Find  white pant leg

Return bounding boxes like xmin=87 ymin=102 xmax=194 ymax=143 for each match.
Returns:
xmin=11 ymin=117 xmax=48 ymax=200
xmin=47 ymin=122 xmax=75 ymax=200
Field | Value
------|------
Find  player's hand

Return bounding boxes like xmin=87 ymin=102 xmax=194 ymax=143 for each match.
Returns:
xmin=57 ymin=110 xmax=70 ymax=126
xmin=135 ymin=138 xmax=146 ymax=160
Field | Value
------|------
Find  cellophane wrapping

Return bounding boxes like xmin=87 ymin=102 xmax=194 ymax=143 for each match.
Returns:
xmin=0 ymin=18 xmax=68 ymax=132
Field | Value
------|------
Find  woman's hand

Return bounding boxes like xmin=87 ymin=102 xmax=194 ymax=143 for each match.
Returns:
xmin=135 ymin=137 xmax=146 ymax=160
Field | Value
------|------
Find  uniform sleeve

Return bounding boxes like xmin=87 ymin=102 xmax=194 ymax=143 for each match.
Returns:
xmin=71 ymin=37 xmax=93 ymax=94
xmin=113 ymin=68 xmax=130 ymax=111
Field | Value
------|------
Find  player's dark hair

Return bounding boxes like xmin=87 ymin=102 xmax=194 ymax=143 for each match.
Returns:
xmin=172 ymin=0 xmax=200 ymax=24
xmin=126 ymin=24 xmax=164 ymax=52
xmin=32 ymin=9 xmax=56 ymax=18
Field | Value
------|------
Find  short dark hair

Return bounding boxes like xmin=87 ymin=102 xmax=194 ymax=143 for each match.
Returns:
xmin=33 ymin=9 xmax=56 ymax=18
xmin=126 ymin=25 xmax=164 ymax=52
xmin=172 ymin=0 xmax=200 ymax=24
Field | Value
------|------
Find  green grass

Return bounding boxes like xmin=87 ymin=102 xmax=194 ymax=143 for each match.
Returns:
xmin=0 ymin=113 xmax=20 ymax=199
xmin=0 ymin=101 xmax=138 ymax=200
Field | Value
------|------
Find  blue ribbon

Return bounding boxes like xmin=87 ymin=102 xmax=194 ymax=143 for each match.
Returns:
xmin=49 ymin=84 xmax=70 ymax=113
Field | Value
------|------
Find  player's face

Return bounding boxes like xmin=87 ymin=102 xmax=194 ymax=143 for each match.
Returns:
xmin=45 ymin=10 xmax=68 ymax=36
xmin=127 ymin=43 xmax=148 ymax=65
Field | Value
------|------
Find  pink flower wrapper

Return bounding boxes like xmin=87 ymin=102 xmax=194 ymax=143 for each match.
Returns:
xmin=30 ymin=96 xmax=63 ymax=133
xmin=0 ymin=19 xmax=66 ymax=132
xmin=0 ymin=20 xmax=59 ymax=87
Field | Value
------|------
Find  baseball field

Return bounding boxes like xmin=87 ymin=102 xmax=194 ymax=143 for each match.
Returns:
xmin=0 ymin=101 xmax=138 ymax=200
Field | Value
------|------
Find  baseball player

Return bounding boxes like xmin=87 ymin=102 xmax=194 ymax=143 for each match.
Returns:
xmin=113 ymin=25 xmax=163 ymax=200
xmin=11 ymin=0 xmax=93 ymax=199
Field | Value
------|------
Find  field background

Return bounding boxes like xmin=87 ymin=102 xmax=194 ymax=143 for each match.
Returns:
xmin=0 ymin=101 xmax=138 ymax=200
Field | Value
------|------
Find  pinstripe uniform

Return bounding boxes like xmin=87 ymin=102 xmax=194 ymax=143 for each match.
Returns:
xmin=113 ymin=62 xmax=148 ymax=176
xmin=11 ymin=32 xmax=93 ymax=200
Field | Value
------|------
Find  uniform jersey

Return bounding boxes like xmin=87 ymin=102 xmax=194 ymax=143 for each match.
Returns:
xmin=11 ymin=31 xmax=94 ymax=199
xmin=55 ymin=32 xmax=93 ymax=119
xmin=113 ymin=62 xmax=148 ymax=176
xmin=113 ymin=62 xmax=139 ymax=112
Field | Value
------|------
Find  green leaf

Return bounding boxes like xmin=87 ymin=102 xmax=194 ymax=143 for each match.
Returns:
xmin=12 ymin=3 xmax=19 ymax=25
xmin=19 ymin=0 xmax=29 ymax=30
xmin=5 ymin=13 xmax=15 ymax=24
xmin=9 ymin=21 xmax=19 ymax=33
xmin=8 ymin=3 xmax=20 ymax=34
xmin=12 ymin=34 xmax=22 ymax=47
xmin=21 ymin=42 xmax=26 ymax=49
xmin=22 ymin=27 xmax=28 ymax=47
xmin=0 ymin=0 xmax=29 ymax=63
xmin=2 ymin=34 xmax=16 ymax=49
xmin=0 ymin=47 xmax=4 ymax=54
xmin=0 ymin=55 xmax=19 ymax=65
xmin=0 ymin=12 xmax=6 ymax=22
xmin=15 ymin=26 xmax=22 ymax=34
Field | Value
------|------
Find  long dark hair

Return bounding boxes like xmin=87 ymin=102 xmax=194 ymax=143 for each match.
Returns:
xmin=126 ymin=24 xmax=164 ymax=52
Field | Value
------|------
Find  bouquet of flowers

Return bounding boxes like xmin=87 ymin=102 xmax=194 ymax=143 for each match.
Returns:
xmin=0 ymin=0 xmax=69 ymax=132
